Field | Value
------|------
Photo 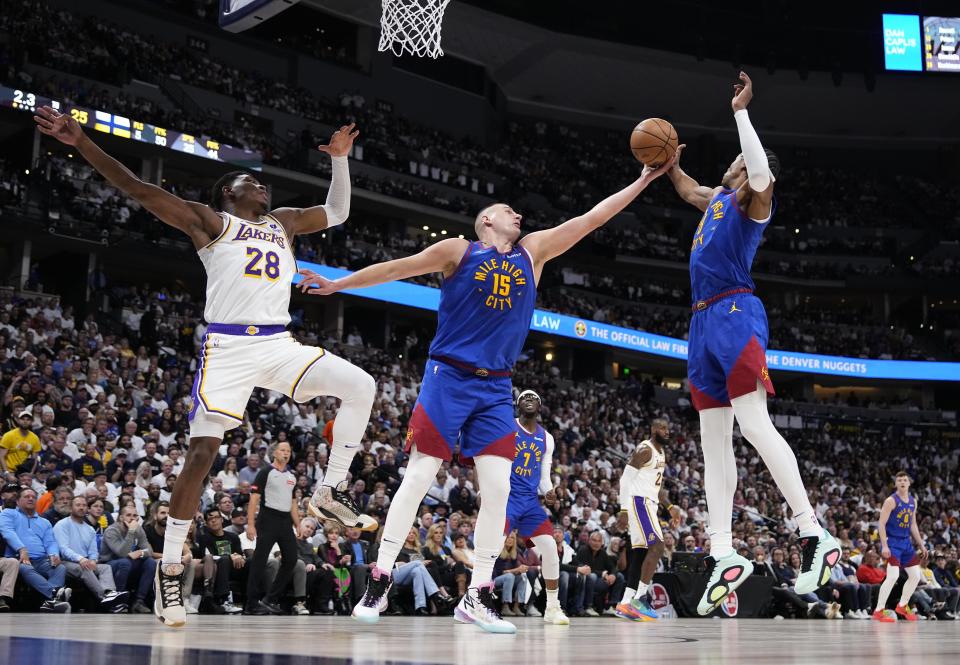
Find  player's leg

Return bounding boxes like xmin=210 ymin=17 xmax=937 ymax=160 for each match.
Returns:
xmin=157 ymin=333 xmax=253 ymax=627
xmin=531 ymin=526 xmax=569 ymax=624
xmin=723 ymin=302 xmax=839 ymax=593
xmin=874 ymin=562 xmax=900 ymax=621
xmin=894 ymin=555 xmax=923 ymax=621
xmin=629 ymin=499 xmax=663 ymax=620
xmin=453 ymin=380 xmax=519 ymax=634
xmin=615 ymin=506 xmax=650 ymax=621
xmin=268 ymin=338 xmax=377 ymax=529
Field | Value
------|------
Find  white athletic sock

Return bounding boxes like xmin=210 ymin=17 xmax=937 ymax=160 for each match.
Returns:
xmin=162 ymin=517 xmax=191 ymax=566
xmin=875 ymin=565 xmax=900 ymax=611
xmin=796 ymin=512 xmax=824 ymax=538
xmin=634 ymin=581 xmax=649 ymax=599
xmin=700 ymin=407 xmax=737 ymax=559
xmin=374 ymin=448 xmax=442 ymax=572
xmin=471 ymin=455 xmax=512 ymax=588
xmin=322 ymin=441 xmax=355 ymax=489
xmin=622 ymin=587 xmax=636 ymax=604
xmin=731 ymin=385 xmax=820 ymax=535
xmin=546 ymin=588 xmax=560 ymax=609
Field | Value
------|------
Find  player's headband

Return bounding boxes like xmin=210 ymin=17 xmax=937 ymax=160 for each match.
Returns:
xmin=516 ymin=390 xmax=541 ymax=405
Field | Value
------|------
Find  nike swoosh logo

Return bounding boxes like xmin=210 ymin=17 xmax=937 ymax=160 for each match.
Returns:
xmin=344 ymin=444 xmax=361 ymax=449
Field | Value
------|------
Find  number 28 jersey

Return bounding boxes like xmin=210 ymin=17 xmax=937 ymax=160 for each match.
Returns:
xmin=198 ymin=212 xmax=295 ymax=326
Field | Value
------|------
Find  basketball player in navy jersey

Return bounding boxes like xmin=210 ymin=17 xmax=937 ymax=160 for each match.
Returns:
xmin=664 ymin=72 xmax=840 ymax=615
xmin=873 ymin=471 xmax=928 ymax=622
xmin=34 ymin=107 xmax=376 ymax=627
xmin=507 ymin=389 xmax=568 ymax=625
xmin=300 ymin=154 xmax=679 ymax=633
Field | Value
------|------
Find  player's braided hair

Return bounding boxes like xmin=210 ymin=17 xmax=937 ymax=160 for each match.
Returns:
xmin=764 ymin=149 xmax=781 ymax=180
xmin=209 ymin=170 xmax=249 ymax=210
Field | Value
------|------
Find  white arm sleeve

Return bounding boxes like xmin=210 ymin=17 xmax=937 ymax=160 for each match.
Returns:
xmin=734 ymin=109 xmax=772 ymax=193
xmin=320 ymin=155 xmax=351 ymax=228
xmin=619 ymin=465 xmax=637 ymax=511
xmin=538 ymin=431 xmax=555 ymax=496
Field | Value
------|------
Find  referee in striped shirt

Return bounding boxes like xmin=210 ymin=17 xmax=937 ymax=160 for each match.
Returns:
xmin=245 ymin=441 xmax=301 ymax=615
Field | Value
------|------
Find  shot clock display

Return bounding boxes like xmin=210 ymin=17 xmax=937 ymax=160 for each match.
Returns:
xmin=2 ymin=85 xmax=262 ymax=169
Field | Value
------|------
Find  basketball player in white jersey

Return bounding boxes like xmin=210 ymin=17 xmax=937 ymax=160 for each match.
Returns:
xmin=35 ymin=106 xmax=377 ymax=627
xmin=615 ymin=418 xmax=678 ymax=621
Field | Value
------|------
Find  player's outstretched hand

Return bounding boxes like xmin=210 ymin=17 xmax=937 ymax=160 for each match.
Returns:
xmin=640 ymin=144 xmax=685 ymax=182
xmin=318 ymin=122 xmax=359 ymax=157
xmin=298 ymin=269 xmax=341 ymax=296
xmin=33 ymin=106 xmax=84 ymax=145
xmin=731 ymin=71 xmax=754 ymax=112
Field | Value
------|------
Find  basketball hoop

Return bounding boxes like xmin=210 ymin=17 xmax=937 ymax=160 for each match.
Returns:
xmin=378 ymin=0 xmax=452 ymax=58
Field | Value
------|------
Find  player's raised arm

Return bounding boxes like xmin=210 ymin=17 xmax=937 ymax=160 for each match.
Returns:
xmin=270 ymin=123 xmax=359 ymax=238
xmin=298 ymin=237 xmax=470 ymax=296
xmin=731 ymin=71 xmax=776 ymax=220
xmin=666 ymin=146 xmax=716 ymax=212
xmin=33 ymin=106 xmax=221 ymax=249
xmin=520 ymin=151 xmax=681 ymax=268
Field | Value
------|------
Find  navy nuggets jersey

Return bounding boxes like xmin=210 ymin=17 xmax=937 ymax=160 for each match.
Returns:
xmin=511 ymin=423 xmax=548 ymax=498
xmin=689 ymin=189 xmax=774 ymax=302
xmin=429 ymin=242 xmax=537 ymax=371
xmin=886 ymin=493 xmax=916 ymax=541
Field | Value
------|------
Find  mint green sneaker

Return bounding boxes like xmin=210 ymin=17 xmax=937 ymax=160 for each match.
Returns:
xmin=697 ymin=552 xmax=752 ymax=616
xmin=795 ymin=531 xmax=841 ymax=594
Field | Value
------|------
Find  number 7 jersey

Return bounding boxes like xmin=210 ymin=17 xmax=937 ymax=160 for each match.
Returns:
xmin=198 ymin=212 xmax=295 ymax=326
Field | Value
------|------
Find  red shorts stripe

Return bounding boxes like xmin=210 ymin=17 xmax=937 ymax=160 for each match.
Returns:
xmin=726 ymin=336 xmax=775 ymax=401
xmin=405 ymin=404 xmax=453 ymax=461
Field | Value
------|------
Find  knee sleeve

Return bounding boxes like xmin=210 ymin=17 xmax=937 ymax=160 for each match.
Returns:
xmin=531 ymin=534 xmax=559 ymax=580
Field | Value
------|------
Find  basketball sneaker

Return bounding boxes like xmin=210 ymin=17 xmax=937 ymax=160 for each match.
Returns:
xmin=895 ymin=604 xmax=918 ymax=622
xmin=794 ymin=531 xmax=841 ymax=594
xmin=154 ymin=563 xmax=186 ymax=627
xmin=872 ymin=609 xmax=897 ymax=623
xmin=352 ymin=566 xmax=392 ymax=624
xmin=630 ymin=597 xmax=659 ymax=621
xmin=696 ymin=552 xmax=751 ymax=616
xmin=615 ymin=601 xmax=645 ymax=621
xmin=454 ymin=583 xmax=517 ymax=634
xmin=543 ymin=605 xmax=570 ymax=625
xmin=309 ymin=482 xmax=378 ymax=532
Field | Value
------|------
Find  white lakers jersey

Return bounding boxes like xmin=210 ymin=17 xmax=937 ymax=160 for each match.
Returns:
xmin=630 ymin=439 xmax=666 ymax=500
xmin=198 ymin=212 xmax=296 ymax=326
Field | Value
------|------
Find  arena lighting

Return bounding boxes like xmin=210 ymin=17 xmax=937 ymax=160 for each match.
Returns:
xmin=293 ymin=262 xmax=960 ymax=382
xmin=545 ymin=352 xmax=554 ymax=362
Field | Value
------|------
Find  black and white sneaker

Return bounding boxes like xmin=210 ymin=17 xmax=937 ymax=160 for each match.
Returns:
xmin=53 ymin=587 xmax=72 ymax=604
xmin=100 ymin=590 xmax=129 ymax=611
xmin=308 ymin=482 xmax=378 ymax=531
xmin=454 ymin=583 xmax=516 ymax=634
xmin=40 ymin=599 xmax=71 ymax=613
xmin=154 ymin=563 xmax=186 ymax=627
xmin=352 ymin=566 xmax=392 ymax=624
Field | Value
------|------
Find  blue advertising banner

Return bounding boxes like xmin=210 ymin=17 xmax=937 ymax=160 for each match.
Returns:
xmin=295 ymin=262 xmax=960 ymax=382
xmin=883 ymin=14 xmax=923 ymax=71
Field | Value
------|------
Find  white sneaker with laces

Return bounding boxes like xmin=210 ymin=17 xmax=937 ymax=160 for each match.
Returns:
xmin=293 ymin=600 xmax=310 ymax=616
xmin=584 ymin=608 xmax=600 ymax=617
xmin=454 ymin=584 xmax=516 ymax=634
xmin=543 ymin=605 xmax=570 ymax=625
xmin=309 ymin=483 xmax=378 ymax=531
xmin=154 ymin=563 xmax=186 ymax=627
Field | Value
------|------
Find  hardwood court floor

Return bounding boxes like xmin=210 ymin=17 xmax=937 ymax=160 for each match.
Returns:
xmin=0 ymin=615 xmax=958 ymax=665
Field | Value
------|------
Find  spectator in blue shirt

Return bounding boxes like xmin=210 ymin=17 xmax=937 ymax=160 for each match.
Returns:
xmin=0 ymin=486 xmax=71 ymax=612
xmin=54 ymin=496 xmax=128 ymax=611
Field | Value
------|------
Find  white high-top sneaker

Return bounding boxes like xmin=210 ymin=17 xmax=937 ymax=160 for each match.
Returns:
xmin=154 ymin=563 xmax=186 ymax=627
xmin=352 ymin=566 xmax=392 ymax=624
xmin=454 ymin=583 xmax=516 ymax=634
xmin=543 ymin=605 xmax=570 ymax=625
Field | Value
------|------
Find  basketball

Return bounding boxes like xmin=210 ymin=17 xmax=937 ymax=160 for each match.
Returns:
xmin=630 ymin=118 xmax=679 ymax=167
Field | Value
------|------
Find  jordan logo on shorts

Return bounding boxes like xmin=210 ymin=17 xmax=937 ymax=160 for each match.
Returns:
xmin=728 ymin=301 xmax=741 ymax=314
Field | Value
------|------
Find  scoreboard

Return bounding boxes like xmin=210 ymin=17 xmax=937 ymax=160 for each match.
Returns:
xmin=1 ymin=85 xmax=262 ymax=169
xmin=882 ymin=13 xmax=960 ymax=73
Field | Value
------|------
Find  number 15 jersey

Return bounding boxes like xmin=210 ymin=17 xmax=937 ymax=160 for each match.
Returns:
xmin=199 ymin=212 xmax=295 ymax=325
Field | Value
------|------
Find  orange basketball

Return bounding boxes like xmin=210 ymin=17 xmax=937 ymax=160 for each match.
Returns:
xmin=630 ymin=118 xmax=679 ymax=167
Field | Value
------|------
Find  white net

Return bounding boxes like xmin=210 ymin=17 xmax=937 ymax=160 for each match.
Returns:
xmin=378 ymin=0 xmax=452 ymax=58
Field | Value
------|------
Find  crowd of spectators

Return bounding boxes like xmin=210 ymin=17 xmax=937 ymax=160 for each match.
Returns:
xmin=1 ymin=285 xmax=959 ymax=619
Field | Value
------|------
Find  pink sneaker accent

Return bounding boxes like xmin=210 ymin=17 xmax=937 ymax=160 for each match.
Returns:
xmin=826 ymin=551 xmax=840 ymax=566
xmin=723 ymin=566 xmax=744 ymax=581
